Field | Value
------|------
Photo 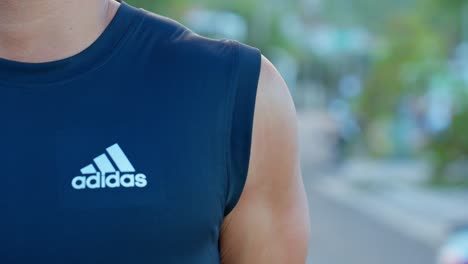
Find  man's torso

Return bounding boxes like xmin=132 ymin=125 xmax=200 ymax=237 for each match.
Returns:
xmin=0 ymin=2 xmax=261 ymax=263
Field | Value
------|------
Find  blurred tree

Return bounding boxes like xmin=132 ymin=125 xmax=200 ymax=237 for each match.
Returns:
xmin=358 ymin=13 xmax=446 ymax=122
xmin=355 ymin=0 xmax=468 ymax=182
xmin=127 ymin=0 xmax=191 ymax=17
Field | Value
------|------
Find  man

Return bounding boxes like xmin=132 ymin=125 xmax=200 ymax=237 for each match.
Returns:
xmin=0 ymin=0 xmax=310 ymax=263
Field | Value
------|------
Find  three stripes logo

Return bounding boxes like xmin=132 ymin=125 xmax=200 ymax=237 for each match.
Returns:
xmin=71 ymin=144 xmax=148 ymax=190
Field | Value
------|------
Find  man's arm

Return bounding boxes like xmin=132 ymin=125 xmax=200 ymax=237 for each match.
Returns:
xmin=220 ymin=56 xmax=310 ymax=263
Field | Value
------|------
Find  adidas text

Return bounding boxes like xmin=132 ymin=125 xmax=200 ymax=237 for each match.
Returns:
xmin=72 ymin=171 xmax=147 ymax=190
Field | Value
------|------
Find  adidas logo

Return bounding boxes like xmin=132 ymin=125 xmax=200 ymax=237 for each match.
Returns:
xmin=72 ymin=143 xmax=148 ymax=190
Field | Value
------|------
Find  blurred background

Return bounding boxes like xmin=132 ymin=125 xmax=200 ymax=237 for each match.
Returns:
xmin=127 ymin=0 xmax=468 ymax=263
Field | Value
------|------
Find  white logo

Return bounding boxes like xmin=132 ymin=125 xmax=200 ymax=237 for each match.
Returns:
xmin=72 ymin=143 xmax=148 ymax=190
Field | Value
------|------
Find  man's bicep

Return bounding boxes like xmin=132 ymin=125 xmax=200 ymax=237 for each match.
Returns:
xmin=220 ymin=56 xmax=310 ymax=264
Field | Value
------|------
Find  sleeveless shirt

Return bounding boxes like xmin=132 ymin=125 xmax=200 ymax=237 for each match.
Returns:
xmin=0 ymin=1 xmax=261 ymax=263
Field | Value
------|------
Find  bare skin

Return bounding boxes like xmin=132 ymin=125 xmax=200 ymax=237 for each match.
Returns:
xmin=0 ymin=0 xmax=119 ymax=62
xmin=220 ymin=56 xmax=310 ymax=263
xmin=0 ymin=0 xmax=310 ymax=262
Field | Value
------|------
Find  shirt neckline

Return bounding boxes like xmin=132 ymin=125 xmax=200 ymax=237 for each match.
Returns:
xmin=0 ymin=1 xmax=141 ymax=87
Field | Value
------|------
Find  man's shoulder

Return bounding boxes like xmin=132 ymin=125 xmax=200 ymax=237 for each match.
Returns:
xmin=136 ymin=7 xmax=235 ymax=61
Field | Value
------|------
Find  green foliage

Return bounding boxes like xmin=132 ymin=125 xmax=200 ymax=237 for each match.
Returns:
xmin=354 ymin=0 xmax=468 ymax=180
xmin=127 ymin=0 xmax=191 ymax=17
xmin=429 ymin=90 xmax=468 ymax=180
xmin=358 ymin=13 xmax=446 ymax=122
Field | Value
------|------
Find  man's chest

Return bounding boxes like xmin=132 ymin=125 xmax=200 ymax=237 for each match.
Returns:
xmin=0 ymin=86 xmax=227 ymax=263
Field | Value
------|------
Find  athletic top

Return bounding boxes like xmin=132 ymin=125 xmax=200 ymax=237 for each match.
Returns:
xmin=0 ymin=2 xmax=261 ymax=263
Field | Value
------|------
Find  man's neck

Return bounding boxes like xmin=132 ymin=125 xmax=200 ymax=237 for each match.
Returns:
xmin=0 ymin=0 xmax=120 ymax=63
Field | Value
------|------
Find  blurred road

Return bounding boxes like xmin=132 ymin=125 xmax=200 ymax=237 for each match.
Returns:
xmin=299 ymin=112 xmax=437 ymax=264
xmin=304 ymin=174 xmax=436 ymax=264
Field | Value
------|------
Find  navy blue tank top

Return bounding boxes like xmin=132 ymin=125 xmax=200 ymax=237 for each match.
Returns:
xmin=0 ymin=2 xmax=261 ymax=263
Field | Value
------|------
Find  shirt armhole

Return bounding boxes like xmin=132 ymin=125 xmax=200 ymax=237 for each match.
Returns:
xmin=224 ymin=40 xmax=262 ymax=217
